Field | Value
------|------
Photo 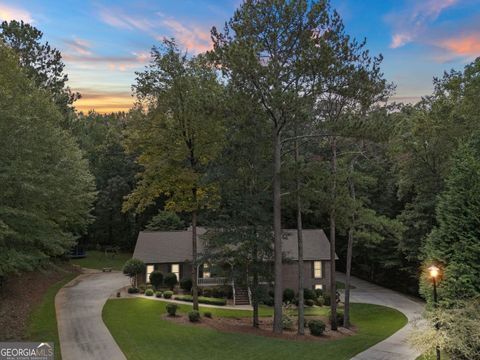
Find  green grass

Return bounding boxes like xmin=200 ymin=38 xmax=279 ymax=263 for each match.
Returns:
xmin=103 ymin=298 xmax=407 ymax=360
xmin=416 ymin=351 xmax=450 ymax=360
xmin=336 ymin=281 xmax=356 ymax=290
xmin=70 ymin=250 xmax=132 ymax=271
xmin=26 ymin=272 xmax=78 ymax=360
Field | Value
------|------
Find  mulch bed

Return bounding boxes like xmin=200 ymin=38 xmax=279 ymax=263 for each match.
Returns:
xmin=163 ymin=313 xmax=356 ymax=342
xmin=0 ymin=263 xmax=79 ymax=341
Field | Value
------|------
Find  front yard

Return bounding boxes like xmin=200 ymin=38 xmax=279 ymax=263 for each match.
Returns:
xmin=70 ymin=250 xmax=132 ymax=271
xmin=103 ymin=298 xmax=407 ymax=360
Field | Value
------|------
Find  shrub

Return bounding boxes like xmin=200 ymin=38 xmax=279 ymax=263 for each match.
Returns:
xmin=180 ymin=278 xmax=192 ymax=292
xmin=127 ymin=287 xmax=139 ymax=294
xmin=155 ymin=291 xmax=163 ymax=298
xmin=283 ymin=288 xmax=295 ymax=304
xmin=203 ymin=311 xmax=212 ymax=318
xmin=163 ymin=290 xmax=173 ymax=299
xmin=323 ymin=293 xmax=331 ymax=306
xmin=282 ymin=315 xmax=294 ymax=330
xmin=202 ymin=288 xmax=212 ymax=297
xmin=314 ymin=296 xmax=325 ymax=307
xmin=174 ymin=295 xmax=227 ymax=306
xmin=329 ymin=309 xmax=344 ymax=327
xmin=188 ymin=310 xmax=200 ymax=322
xmin=122 ymin=258 xmax=146 ymax=288
xmin=305 ymin=299 xmax=315 ymax=306
xmin=166 ymin=303 xmax=178 ymax=316
xmin=164 ymin=273 xmax=178 ymax=290
xmin=304 ymin=288 xmax=316 ymax=301
xmin=263 ymin=297 xmax=274 ymax=306
xmin=149 ymin=271 xmax=164 ymax=290
xmin=314 ymin=288 xmax=323 ymax=298
xmin=145 ymin=289 xmax=154 ymax=296
xmin=139 ymin=284 xmax=146 ymax=293
xmin=308 ymin=319 xmax=326 ymax=336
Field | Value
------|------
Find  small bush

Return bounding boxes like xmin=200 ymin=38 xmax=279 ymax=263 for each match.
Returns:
xmin=308 ymin=319 xmax=326 ymax=336
xmin=139 ymin=284 xmax=146 ymax=293
xmin=127 ymin=287 xmax=139 ymax=294
xmin=329 ymin=309 xmax=344 ymax=327
xmin=188 ymin=310 xmax=200 ymax=322
xmin=163 ymin=290 xmax=173 ymax=299
xmin=145 ymin=289 xmax=154 ymax=296
xmin=180 ymin=278 xmax=192 ymax=292
xmin=305 ymin=299 xmax=315 ymax=306
xmin=155 ymin=291 xmax=163 ymax=298
xmin=146 ymin=284 xmax=153 ymax=290
xmin=314 ymin=296 xmax=325 ymax=307
xmin=283 ymin=288 xmax=295 ymax=304
xmin=314 ymin=288 xmax=323 ymax=298
xmin=282 ymin=315 xmax=294 ymax=330
xmin=166 ymin=303 xmax=178 ymax=316
xmin=164 ymin=273 xmax=178 ymax=290
xmin=263 ymin=297 xmax=274 ymax=306
xmin=203 ymin=311 xmax=212 ymax=318
xmin=268 ymin=289 xmax=274 ymax=298
xmin=202 ymin=288 xmax=212 ymax=297
xmin=149 ymin=271 xmax=164 ymax=290
xmin=304 ymin=288 xmax=316 ymax=301
xmin=323 ymin=293 xmax=331 ymax=306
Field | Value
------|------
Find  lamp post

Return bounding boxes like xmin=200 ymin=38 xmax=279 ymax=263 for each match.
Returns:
xmin=428 ymin=265 xmax=441 ymax=360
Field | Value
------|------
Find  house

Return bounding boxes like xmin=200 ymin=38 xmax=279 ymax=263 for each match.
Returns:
xmin=132 ymin=228 xmax=336 ymax=304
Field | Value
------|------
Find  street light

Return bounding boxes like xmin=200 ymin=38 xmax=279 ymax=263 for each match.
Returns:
xmin=428 ymin=265 xmax=441 ymax=360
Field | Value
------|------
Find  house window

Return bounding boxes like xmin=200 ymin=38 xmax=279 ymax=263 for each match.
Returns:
xmin=314 ymin=261 xmax=322 ymax=278
xmin=146 ymin=264 xmax=154 ymax=283
xmin=171 ymin=263 xmax=180 ymax=280
xmin=202 ymin=263 xmax=210 ymax=279
xmin=315 ymin=284 xmax=323 ymax=290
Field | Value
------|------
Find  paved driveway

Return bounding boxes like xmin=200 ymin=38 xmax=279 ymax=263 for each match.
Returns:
xmin=55 ymin=270 xmax=129 ymax=360
xmin=336 ymin=273 xmax=425 ymax=360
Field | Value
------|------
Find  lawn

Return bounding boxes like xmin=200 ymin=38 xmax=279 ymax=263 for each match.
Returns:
xmin=27 ymin=272 xmax=78 ymax=360
xmin=70 ymin=250 xmax=132 ymax=271
xmin=103 ymin=298 xmax=407 ymax=360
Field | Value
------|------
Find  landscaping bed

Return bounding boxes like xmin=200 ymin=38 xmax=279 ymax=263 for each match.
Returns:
xmin=174 ymin=294 xmax=227 ymax=306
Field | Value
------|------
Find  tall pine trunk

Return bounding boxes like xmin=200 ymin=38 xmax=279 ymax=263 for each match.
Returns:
xmin=273 ymin=131 xmax=283 ymax=334
xmin=191 ymin=204 xmax=199 ymax=311
xmin=252 ymin=243 xmax=260 ymax=328
xmin=295 ymin=138 xmax=305 ymax=335
xmin=329 ymin=136 xmax=338 ymax=331
xmin=344 ymin=159 xmax=356 ymax=328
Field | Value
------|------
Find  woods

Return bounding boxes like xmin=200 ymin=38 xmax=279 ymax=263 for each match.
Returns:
xmin=1 ymin=0 xmax=479 ymax=357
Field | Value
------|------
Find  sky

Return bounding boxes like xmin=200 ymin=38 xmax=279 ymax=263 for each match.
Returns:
xmin=1 ymin=0 xmax=479 ymax=113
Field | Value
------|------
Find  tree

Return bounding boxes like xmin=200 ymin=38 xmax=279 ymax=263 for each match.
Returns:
xmin=149 ymin=270 xmax=164 ymax=290
xmin=145 ymin=211 xmax=185 ymax=231
xmin=0 ymin=20 xmax=79 ymax=112
xmin=164 ymin=273 xmax=178 ymax=290
xmin=0 ymin=44 xmax=95 ymax=279
xmin=123 ymin=39 xmax=225 ymax=311
xmin=122 ymin=258 xmax=145 ymax=288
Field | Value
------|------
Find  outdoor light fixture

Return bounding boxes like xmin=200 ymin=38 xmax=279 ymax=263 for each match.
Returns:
xmin=428 ymin=265 xmax=439 ymax=279
xmin=428 ymin=264 xmax=441 ymax=360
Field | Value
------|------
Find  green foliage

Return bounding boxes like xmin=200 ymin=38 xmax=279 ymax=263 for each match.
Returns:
xmin=149 ymin=271 xmax=163 ymax=290
xmin=0 ymin=44 xmax=95 ymax=278
xmin=163 ymin=290 xmax=173 ymax=299
xmin=282 ymin=315 xmax=294 ymax=330
xmin=174 ymin=295 xmax=227 ymax=306
xmin=308 ymin=319 xmax=326 ymax=336
xmin=164 ymin=273 xmax=178 ymax=290
xmin=145 ymin=289 xmax=154 ymax=296
xmin=303 ymin=288 xmax=316 ymax=301
xmin=155 ymin=291 xmax=163 ymax=298
xmin=122 ymin=259 xmax=145 ymax=287
xmin=203 ymin=311 xmax=212 ymax=318
xmin=282 ymin=288 xmax=295 ymax=304
xmin=305 ymin=299 xmax=315 ymax=307
xmin=188 ymin=310 xmax=200 ymax=322
xmin=145 ymin=211 xmax=185 ymax=231
xmin=165 ymin=303 xmax=178 ymax=316
xmin=329 ymin=309 xmax=344 ymax=327
xmin=128 ymin=287 xmax=139 ymax=294
xmin=180 ymin=278 xmax=193 ymax=292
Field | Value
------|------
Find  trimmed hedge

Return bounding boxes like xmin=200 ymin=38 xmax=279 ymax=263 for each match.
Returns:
xmin=155 ymin=291 xmax=163 ymax=298
xmin=188 ymin=310 xmax=200 ymax=322
xmin=128 ymin=287 xmax=139 ymax=294
xmin=145 ymin=289 xmax=154 ymax=296
xmin=163 ymin=290 xmax=173 ymax=299
xmin=166 ymin=303 xmax=178 ymax=316
xmin=308 ymin=319 xmax=326 ymax=336
xmin=174 ymin=295 xmax=227 ymax=306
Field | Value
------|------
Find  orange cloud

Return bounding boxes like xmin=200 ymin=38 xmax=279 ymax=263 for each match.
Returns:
xmin=0 ymin=4 xmax=32 ymax=23
xmin=438 ymin=34 xmax=480 ymax=57
xmin=74 ymin=90 xmax=134 ymax=114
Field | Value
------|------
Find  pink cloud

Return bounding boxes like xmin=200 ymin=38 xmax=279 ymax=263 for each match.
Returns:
xmin=387 ymin=0 xmax=458 ymax=48
xmin=64 ymin=52 xmax=149 ymax=71
xmin=63 ymin=37 xmax=92 ymax=56
xmin=98 ymin=7 xmax=154 ymax=33
xmin=0 ymin=4 xmax=33 ymax=23
xmin=435 ymin=33 xmax=480 ymax=59
xmin=159 ymin=17 xmax=212 ymax=54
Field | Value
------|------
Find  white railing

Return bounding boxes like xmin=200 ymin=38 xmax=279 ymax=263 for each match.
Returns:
xmin=197 ymin=277 xmax=231 ymax=286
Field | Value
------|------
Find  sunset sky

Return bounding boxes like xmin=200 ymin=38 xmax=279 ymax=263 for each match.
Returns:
xmin=1 ymin=0 xmax=479 ymax=113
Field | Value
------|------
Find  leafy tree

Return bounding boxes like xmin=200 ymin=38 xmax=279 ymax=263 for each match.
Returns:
xmin=164 ymin=272 xmax=178 ymax=290
xmin=145 ymin=211 xmax=185 ymax=231
xmin=149 ymin=270 xmax=163 ymax=290
xmin=0 ymin=44 xmax=95 ymax=279
xmin=122 ymin=258 xmax=145 ymax=288
xmin=0 ymin=20 xmax=79 ymax=112
xmin=124 ymin=39 xmax=225 ymax=310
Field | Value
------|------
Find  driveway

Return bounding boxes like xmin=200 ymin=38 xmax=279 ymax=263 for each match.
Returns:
xmin=336 ymin=273 xmax=425 ymax=360
xmin=55 ymin=270 xmax=129 ymax=360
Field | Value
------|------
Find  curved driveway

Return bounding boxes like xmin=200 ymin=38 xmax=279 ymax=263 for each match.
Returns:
xmin=55 ymin=270 xmax=129 ymax=360
xmin=336 ymin=273 xmax=425 ymax=360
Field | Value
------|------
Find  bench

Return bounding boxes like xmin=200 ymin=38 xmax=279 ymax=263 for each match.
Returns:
xmin=102 ymin=267 xmax=112 ymax=272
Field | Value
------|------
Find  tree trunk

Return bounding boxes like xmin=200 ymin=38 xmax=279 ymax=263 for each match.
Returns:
xmin=252 ymin=248 xmax=259 ymax=328
xmin=344 ymin=160 xmax=356 ymax=328
xmin=191 ymin=206 xmax=199 ymax=311
xmin=273 ymin=131 xmax=283 ymax=334
xmin=330 ymin=136 xmax=338 ymax=331
xmin=295 ymin=138 xmax=305 ymax=335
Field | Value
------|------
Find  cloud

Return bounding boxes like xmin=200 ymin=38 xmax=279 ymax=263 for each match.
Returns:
xmin=63 ymin=51 xmax=149 ymax=71
xmin=386 ymin=0 xmax=458 ymax=48
xmin=74 ymin=89 xmax=134 ymax=113
xmin=158 ymin=16 xmax=213 ymax=54
xmin=437 ymin=33 xmax=480 ymax=57
xmin=63 ymin=37 xmax=92 ymax=56
xmin=98 ymin=7 xmax=154 ymax=33
xmin=0 ymin=4 xmax=33 ymax=23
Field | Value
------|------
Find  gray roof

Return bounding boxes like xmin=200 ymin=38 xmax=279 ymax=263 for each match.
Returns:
xmin=133 ymin=228 xmax=336 ymax=264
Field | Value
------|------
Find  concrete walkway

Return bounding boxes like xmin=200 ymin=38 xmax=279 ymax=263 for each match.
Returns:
xmin=55 ymin=270 xmax=129 ymax=360
xmin=336 ymin=273 xmax=425 ymax=360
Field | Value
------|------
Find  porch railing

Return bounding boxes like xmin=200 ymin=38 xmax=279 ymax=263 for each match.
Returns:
xmin=197 ymin=277 xmax=231 ymax=286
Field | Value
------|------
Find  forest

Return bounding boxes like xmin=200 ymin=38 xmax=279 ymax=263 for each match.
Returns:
xmin=0 ymin=0 xmax=479 ymax=357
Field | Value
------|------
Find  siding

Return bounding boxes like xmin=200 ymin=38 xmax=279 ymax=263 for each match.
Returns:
xmin=281 ymin=260 xmax=331 ymax=291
